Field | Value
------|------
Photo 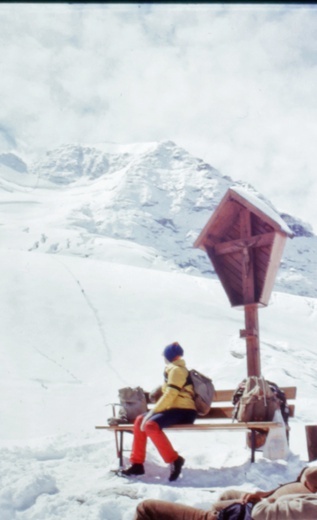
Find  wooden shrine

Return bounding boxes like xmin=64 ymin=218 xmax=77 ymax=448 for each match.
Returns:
xmin=194 ymin=187 xmax=293 ymax=376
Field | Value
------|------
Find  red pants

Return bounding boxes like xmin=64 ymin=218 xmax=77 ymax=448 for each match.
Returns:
xmin=130 ymin=415 xmax=178 ymax=464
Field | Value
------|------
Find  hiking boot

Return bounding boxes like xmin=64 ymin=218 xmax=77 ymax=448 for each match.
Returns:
xmin=169 ymin=456 xmax=185 ymax=481
xmin=120 ymin=463 xmax=145 ymax=476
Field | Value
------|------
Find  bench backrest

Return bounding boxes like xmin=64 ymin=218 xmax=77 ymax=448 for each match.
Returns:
xmin=146 ymin=387 xmax=296 ymax=421
xmin=200 ymin=386 xmax=296 ymax=420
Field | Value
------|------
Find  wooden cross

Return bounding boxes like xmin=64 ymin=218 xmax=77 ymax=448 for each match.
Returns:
xmin=212 ymin=206 xmax=262 ymax=376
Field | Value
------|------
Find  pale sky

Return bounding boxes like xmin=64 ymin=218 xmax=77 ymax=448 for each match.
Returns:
xmin=1 ymin=3 xmax=317 ymax=232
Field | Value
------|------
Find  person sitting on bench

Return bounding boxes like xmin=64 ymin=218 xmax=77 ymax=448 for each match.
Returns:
xmin=121 ymin=342 xmax=197 ymax=482
xmin=134 ymin=465 xmax=317 ymax=519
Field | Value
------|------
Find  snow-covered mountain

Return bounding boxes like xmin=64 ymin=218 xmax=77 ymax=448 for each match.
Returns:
xmin=0 ymin=140 xmax=316 ymax=299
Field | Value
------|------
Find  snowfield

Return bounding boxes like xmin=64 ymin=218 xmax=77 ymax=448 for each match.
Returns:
xmin=1 ymin=248 xmax=316 ymax=520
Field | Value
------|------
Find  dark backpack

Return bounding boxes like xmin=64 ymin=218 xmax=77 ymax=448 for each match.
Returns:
xmin=188 ymin=369 xmax=215 ymax=416
xmin=218 ymin=502 xmax=253 ymax=520
xmin=266 ymin=380 xmax=290 ymax=425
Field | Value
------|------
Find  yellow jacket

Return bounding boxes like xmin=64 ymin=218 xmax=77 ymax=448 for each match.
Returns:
xmin=152 ymin=358 xmax=196 ymax=413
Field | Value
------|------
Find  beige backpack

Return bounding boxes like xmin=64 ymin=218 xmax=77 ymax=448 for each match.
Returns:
xmin=234 ymin=376 xmax=280 ymax=422
xmin=107 ymin=386 xmax=148 ymax=425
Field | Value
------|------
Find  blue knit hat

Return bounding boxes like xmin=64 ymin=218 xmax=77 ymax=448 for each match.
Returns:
xmin=163 ymin=342 xmax=184 ymax=362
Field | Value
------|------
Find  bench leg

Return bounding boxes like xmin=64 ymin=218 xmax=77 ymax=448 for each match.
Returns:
xmin=250 ymin=430 xmax=255 ymax=463
xmin=114 ymin=430 xmax=125 ymax=468
xmin=114 ymin=430 xmax=120 ymax=460
xmin=119 ymin=430 xmax=124 ymax=468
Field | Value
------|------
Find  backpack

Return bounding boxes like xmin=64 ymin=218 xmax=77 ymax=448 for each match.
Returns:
xmin=107 ymin=386 xmax=148 ymax=426
xmin=188 ymin=369 xmax=215 ymax=416
xmin=218 ymin=502 xmax=253 ymax=520
xmin=232 ymin=376 xmax=279 ymax=423
xmin=266 ymin=380 xmax=290 ymax=425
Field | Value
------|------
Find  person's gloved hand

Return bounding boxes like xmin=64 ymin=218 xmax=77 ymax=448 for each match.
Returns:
xmin=140 ymin=411 xmax=154 ymax=431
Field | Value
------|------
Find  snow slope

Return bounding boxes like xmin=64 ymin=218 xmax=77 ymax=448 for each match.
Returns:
xmin=1 ymin=249 xmax=317 ymax=520
xmin=0 ymin=141 xmax=316 ymax=519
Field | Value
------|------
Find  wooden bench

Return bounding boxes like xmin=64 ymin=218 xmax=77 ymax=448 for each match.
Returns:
xmin=95 ymin=386 xmax=296 ymax=467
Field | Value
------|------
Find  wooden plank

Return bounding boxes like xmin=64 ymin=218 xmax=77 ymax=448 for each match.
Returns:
xmin=146 ymin=387 xmax=296 ymax=404
xmin=240 ymin=209 xmax=255 ymax=305
xmin=213 ymin=389 xmax=235 ymax=401
xmin=204 ymin=406 xmax=234 ymax=419
xmin=95 ymin=421 xmax=286 ymax=432
xmin=216 ymin=255 xmax=243 ymax=293
xmin=207 ymin=249 xmax=241 ymax=305
xmin=194 ymin=197 xmax=242 ymax=249
xmin=252 ymin=214 xmax=274 ymax=236
xmin=212 ymin=387 xmax=296 ymax=401
xmin=221 ymin=255 xmax=244 ymax=280
xmin=226 ymin=226 xmax=241 ymax=241
xmin=240 ymin=328 xmax=258 ymax=338
xmin=213 ymin=232 xmax=275 ymax=257
xmin=218 ymin=265 xmax=242 ymax=295
xmin=205 ymin=404 xmax=295 ymax=419
xmin=165 ymin=422 xmax=284 ymax=431
xmin=285 ymin=388 xmax=297 ymax=399
xmin=242 ymin=246 xmax=255 ymax=303
xmin=260 ymin=233 xmax=287 ymax=305
xmin=229 ymin=190 xmax=292 ymax=236
xmin=221 ymin=252 xmax=243 ymax=273
xmin=255 ymin=251 xmax=271 ymax=273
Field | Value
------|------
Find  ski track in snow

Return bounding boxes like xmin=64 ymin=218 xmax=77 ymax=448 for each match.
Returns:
xmin=52 ymin=256 xmax=129 ymax=386
xmin=32 ymin=346 xmax=82 ymax=384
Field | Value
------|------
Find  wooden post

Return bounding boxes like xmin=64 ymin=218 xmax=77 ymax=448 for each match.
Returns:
xmin=306 ymin=425 xmax=317 ymax=461
xmin=244 ymin=304 xmax=261 ymax=376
